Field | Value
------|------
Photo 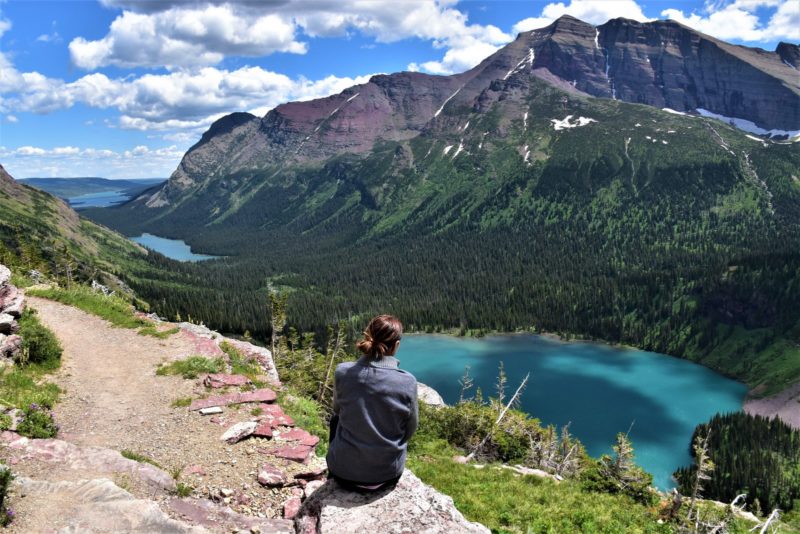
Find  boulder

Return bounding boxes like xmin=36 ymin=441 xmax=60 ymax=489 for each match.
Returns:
xmin=220 ymin=421 xmax=258 ymax=444
xmin=417 ymin=383 xmax=446 ymax=407
xmin=0 ymin=334 xmax=22 ymax=360
xmin=189 ymin=388 xmax=277 ymax=411
xmin=203 ymin=373 xmax=251 ymax=388
xmin=294 ymin=470 xmax=490 ymax=534
xmin=257 ymin=463 xmax=288 ymax=487
xmin=0 ymin=285 xmax=24 ymax=317
xmin=0 ymin=265 xmax=10 ymax=287
xmin=0 ymin=313 xmax=18 ymax=335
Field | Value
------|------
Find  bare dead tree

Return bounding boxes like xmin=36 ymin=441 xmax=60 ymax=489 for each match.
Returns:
xmin=466 ymin=373 xmax=529 ymax=461
xmin=687 ymin=431 xmax=715 ymax=530
xmin=458 ymin=365 xmax=474 ymax=404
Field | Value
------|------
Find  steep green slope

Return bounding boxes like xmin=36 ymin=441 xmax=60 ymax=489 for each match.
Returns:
xmin=0 ymin=164 xmax=152 ymax=291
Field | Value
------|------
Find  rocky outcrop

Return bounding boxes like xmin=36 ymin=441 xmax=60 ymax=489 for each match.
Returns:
xmin=744 ymin=382 xmax=800 ymax=430
xmin=294 ymin=470 xmax=490 ymax=534
xmin=417 ymin=382 xmax=446 ymax=407
xmin=0 ymin=264 xmax=25 ymax=364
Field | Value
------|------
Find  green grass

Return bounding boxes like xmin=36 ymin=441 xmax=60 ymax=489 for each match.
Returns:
xmin=156 ymin=356 xmax=224 ymax=379
xmin=277 ymin=390 xmax=329 ymax=456
xmin=174 ymin=482 xmax=193 ymax=497
xmin=138 ymin=326 xmax=180 ymax=339
xmin=27 ymin=285 xmax=148 ymax=330
xmin=17 ymin=309 xmax=62 ymax=370
xmin=120 ymin=450 xmax=164 ymax=470
xmin=171 ymin=397 xmax=193 ymax=408
xmin=219 ymin=341 xmax=262 ymax=381
xmin=0 ymin=364 xmax=61 ymax=410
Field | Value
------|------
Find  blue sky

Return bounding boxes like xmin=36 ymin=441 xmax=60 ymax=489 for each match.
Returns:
xmin=1 ymin=0 xmax=797 ymax=178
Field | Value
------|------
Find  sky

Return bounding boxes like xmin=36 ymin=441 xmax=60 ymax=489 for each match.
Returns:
xmin=0 ymin=0 xmax=797 ymax=179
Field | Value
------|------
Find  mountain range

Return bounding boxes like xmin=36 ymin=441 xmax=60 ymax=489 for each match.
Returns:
xmin=84 ymin=15 xmax=800 ymax=394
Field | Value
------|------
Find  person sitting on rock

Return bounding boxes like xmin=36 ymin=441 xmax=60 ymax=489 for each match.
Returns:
xmin=326 ymin=314 xmax=418 ymax=492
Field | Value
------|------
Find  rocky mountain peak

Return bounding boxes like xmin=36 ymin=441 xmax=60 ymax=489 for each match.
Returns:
xmin=776 ymin=42 xmax=800 ymax=69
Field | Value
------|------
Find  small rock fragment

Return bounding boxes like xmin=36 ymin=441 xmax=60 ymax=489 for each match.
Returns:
xmin=256 ymin=464 xmax=287 ymax=487
xmin=283 ymin=496 xmax=302 ymax=520
xmin=221 ymin=422 xmax=257 ymax=444
xmin=199 ymin=407 xmax=223 ymax=415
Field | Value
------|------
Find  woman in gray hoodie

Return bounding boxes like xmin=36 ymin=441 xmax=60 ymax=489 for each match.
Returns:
xmin=326 ymin=315 xmax=419 ymax=492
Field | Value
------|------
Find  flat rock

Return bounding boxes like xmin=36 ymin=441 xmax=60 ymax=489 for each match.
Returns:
xmin=220 ymin=421 xmax=257 ymax=444
xmin=274 ymin=428 xmax=319 ymax=447
xmin=203 ymin=373 xmax=251 ymax=389
xmin=253 ymin=421 xmax=273 ymax=438
xmin=257 ymin=463 xmax=288 ymax=487
xmin=4 ymin=436 xmax=175 ymax=492
xmin=168 ymin=497 xmax=294 ymax=533
xmin=257 ymin=404 xmax=295 ymax=428
xmin=198 ymin=406 xmax=223 ymax=415
xmin=13 ymin=477 xmax=205 ymax=533
xmin=270 ymin=444 xmax=313 ymax=463
xmin=294 ymin=470 xmax=490 ymax=534
xmin=189 ymin=388 xmax=277 ymax=411
xmin=294 ymin=460 xmax=328 ymax=481
xmin=283 ymin=496 xmax=303 ymax=520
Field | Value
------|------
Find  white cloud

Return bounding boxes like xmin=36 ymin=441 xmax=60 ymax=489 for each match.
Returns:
xmin=513 ymin=0 xmax=650 ymax=34
xmin=662 ymin=0 xmax=799 ymax=42
xmin=0 ymin=144 xmax=185 ymax=179
xmin=1 ymin=51 xmax=373 ymax=133
xmin=71 ymin=1 xmax=510 ymax=75
xmin=0 ymin=19 xmax=10 ymax=38
xmin=5 ymin=115 xmax=17 ymax=123
xmin=36 ymin=32 xmax=62 ymax=43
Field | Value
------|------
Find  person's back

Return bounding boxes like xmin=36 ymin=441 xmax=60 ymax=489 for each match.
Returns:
xmin=326 ymin=315 xmax=418 ymax=489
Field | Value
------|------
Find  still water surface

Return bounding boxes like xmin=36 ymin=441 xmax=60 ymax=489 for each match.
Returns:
xmin=399 ymin=334 xmax=746 ymax=489
xmin=130 ymin=233 xmax=218 ymax=262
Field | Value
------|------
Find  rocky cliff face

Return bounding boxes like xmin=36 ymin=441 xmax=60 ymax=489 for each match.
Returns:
xmin=141 ymin=15 xmax=798 ymax=210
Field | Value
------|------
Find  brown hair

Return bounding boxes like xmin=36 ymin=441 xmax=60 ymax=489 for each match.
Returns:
xmin=357 ymin=315 xmax=403 ymax=360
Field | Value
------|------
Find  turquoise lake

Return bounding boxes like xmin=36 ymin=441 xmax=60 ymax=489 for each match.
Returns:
xmin=398 ymin=334 xmax=746 ymax=489
xmin=68 ymin=190 xmax=130 ymax=209
xmin=130 ymin=233 xmax=218 ymax=262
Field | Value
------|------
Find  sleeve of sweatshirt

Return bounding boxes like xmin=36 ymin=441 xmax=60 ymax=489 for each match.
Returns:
xmin=404 ymin=377 xmax=419 ymax=442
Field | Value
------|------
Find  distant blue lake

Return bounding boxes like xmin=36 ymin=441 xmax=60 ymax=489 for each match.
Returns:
xmin=130 ymin=233 xmax=219 ymax=262
xmin=68 ymin=190 xmax=130 ymax=208
xmin=399 ymin=334 xmax=746 ymax=489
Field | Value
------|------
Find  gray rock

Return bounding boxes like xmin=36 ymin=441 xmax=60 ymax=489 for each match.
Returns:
xmin=3 ymin=435 xmax=176 ymax=492
xmin=199 ymin=406 xmax=223 ymax=416
xmin=0 ymin=334 xmax=22 ymax=360
xmin=220 ymin=421 xmax=257 ymax=444
xmin=417 ymin=383 xmax=446 ymax=407
xmin=294 ymin=470 xmax=490 ymax=534
xmin=0 ymin=313 xmax=18 ymax=335
xmin=14 ymin=477 xmax=206 ymax=533
xmin=168 ymin=497 xmax=294 ymax=533
xmin=0 ymin=265 xmax=10 ymax=287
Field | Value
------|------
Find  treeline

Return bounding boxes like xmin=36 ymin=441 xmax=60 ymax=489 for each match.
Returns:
xmin=675 ymin=412 xmax=800 ymax=513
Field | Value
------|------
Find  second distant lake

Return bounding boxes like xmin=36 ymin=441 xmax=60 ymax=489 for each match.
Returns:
xmin=68 ymin=190 xmax=130 ymax=208
xmin=130 ymin=233 xmax=219 ymax=262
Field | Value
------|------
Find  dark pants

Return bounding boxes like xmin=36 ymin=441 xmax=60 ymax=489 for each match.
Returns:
xmin=327 ymin=414 xmax=401 ymax=493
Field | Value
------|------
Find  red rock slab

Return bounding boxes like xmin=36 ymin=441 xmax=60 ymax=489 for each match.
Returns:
xmin=269 ymin=445 xmax=313 ymax=463
xmin=283 ymin=496 xmax=302 ymax=520
xmin=274 ymin=428 xmax=319 ymax=448
xmin=253 ymin=422 xmax=273 ymax=438
xmin=189 ymin=388 xmax=276 ymax=411
xmin=294 ymin=464 xmax=327 ymax=480
xmin=257 ymin=463 xmax=287 ymax=487
xmin=203 ymin=373 xmax=251 ymax=388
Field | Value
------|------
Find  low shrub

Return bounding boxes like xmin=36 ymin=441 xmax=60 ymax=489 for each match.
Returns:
xmin=17 ymin=309 xmax=62 ymax=369
xmin=16 ymin=403 xmax=58 ymax=438
xmin=278 ymin=390 xmax=329 ymax=456
xmin=0 ymin=464 xmax=14 ymax=526
xmin=121 ymin=450 xmax=163 ymax=470
xmin=138 ymin=326 xmax=180 ymax=339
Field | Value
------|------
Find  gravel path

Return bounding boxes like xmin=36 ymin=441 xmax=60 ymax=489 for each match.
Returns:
xmin=3 ymin=297 xmax=315 ymax=532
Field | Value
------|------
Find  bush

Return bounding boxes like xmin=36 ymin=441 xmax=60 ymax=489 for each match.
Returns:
xmin=17 ymin=309 xmax=62 ymax=369
xmin=16 ymin=403 xmax=58 ymax=438
xmin=156 ymin=356 xmax=224 ymax=379
xmin=0 ymin=464 xmax=14 ymax=526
